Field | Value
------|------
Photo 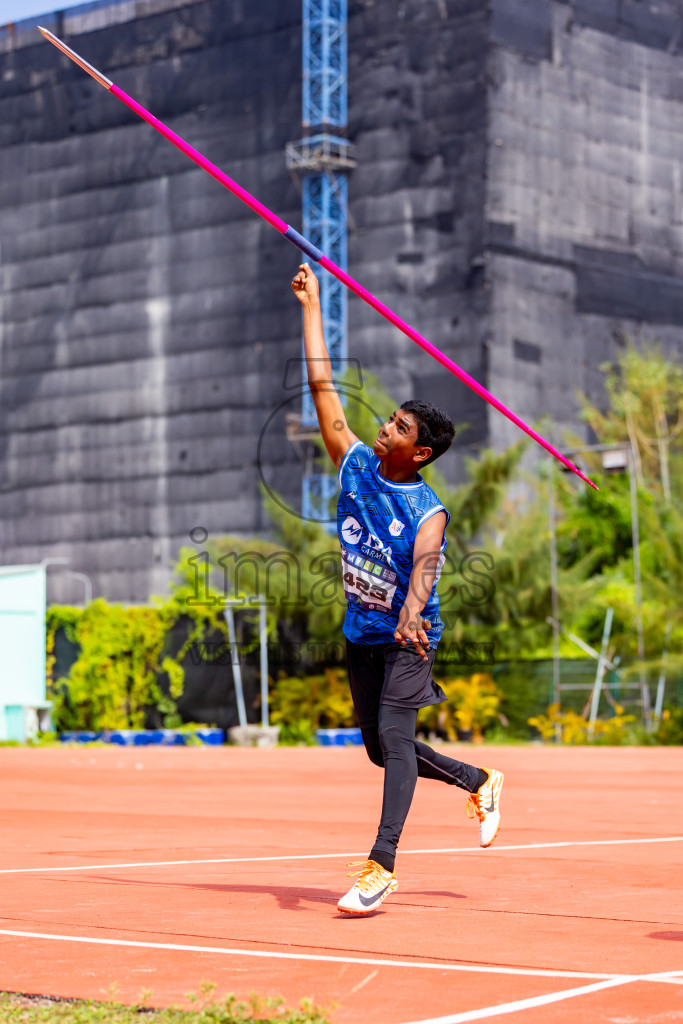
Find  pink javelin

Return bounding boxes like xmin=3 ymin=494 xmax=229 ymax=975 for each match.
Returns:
xmin=38 ymin=26 xmax=597 ymax=490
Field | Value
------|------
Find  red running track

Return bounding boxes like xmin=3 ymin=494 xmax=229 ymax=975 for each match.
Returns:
xmin=0 ymin=745 xmax=681 ymax=1023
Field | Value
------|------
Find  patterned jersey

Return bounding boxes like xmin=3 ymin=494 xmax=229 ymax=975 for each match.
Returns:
xmin=336 ymin=441 xmax=450 ymax=648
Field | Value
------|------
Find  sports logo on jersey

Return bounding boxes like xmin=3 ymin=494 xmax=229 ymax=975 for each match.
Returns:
xmin=388 ymin=517 xmax=405 ymax=537
xmin=341 ymin=516 xmax=364 ymax=545
xmin=363 ymin=531 xmax=393 ymax=563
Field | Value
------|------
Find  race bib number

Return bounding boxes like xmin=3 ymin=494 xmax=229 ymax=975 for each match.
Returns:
xmin=341 ymin=546 xmax=398 ymax=613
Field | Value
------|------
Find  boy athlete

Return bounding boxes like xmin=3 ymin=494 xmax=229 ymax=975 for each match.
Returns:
xmin=291 ymin=263 xmax=504 ymax=915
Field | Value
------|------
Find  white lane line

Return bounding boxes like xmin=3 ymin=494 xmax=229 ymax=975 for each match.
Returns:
xmin=0 ymin=930 xmax=622 ymax=981
xmin=348 ymin=968 xmax=378 ymax=995
xmin=397 ymin=977 xmax=636 ymax=1024
xmin=641 ymin=969 xmax=683 ymax=984
xmin=1 ymin=836 xmax=682 ymax=876
xmin=400 ymin=967 xmax=683 ymax=1024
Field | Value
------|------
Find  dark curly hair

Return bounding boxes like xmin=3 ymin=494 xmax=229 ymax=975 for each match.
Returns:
xmin=400 ymin=400 xmax=455 ymax=466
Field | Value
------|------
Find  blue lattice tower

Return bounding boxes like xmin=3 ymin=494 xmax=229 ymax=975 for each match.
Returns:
xmin=286 ymin=0 xmax=354 ymax=525
xmin=303 ymin=0 xmax=347 ymax=128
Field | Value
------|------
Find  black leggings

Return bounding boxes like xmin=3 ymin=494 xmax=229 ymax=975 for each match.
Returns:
xmin=364 ymin=704 xmax=482 ymax=868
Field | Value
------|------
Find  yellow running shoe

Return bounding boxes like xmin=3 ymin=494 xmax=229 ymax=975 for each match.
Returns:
xmin=467 ymin=767 xmax=504 ymax=847
xmin=337 ymin=859 xmax=398 ymax=915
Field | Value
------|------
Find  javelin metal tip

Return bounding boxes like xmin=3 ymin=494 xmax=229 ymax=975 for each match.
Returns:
xmin=39 ymin=24 xmax=113 ymax=90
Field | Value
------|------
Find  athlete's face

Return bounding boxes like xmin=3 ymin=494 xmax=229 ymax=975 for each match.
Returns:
xmin=374 ymin=410 xmax=431 ymax=468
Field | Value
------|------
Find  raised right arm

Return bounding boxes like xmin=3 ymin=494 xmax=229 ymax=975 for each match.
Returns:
xmin=291 ymin=262 xmax=359 ymax=469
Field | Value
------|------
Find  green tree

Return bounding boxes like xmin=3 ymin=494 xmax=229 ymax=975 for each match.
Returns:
xmin=453 ymin=483 xmax=596 ymax=660
xmin=579 ymin=342 xmax=683 ymax=499
xmin=455 ymin=343 xmax=683 ymax=671
xmin=560 ymin=343 xmax=683 ymax=668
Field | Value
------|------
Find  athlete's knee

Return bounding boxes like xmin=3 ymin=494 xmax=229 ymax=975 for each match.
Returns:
xmin=378 ymin=719 xmax=410 ymax=757
xmin=366 ymin=745 xmax=384 ymax=768
xmin=360 ymin=727 xmax=384 ymax=768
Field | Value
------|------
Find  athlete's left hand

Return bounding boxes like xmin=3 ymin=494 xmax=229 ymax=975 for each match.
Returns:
xmin=394 ymin=605 xmax=431 ymax=660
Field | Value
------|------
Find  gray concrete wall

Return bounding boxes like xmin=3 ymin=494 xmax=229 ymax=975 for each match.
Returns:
xmin=0 ymin=0 xmax=304 ymax=601
xmin=486 ymin=0 xmax=683 ymax=453
xmin=347 ymin=0 xmax=491 ymax=474
xmin=0 ymin=0 xmax=492 ymax=602
xmin=4 ymin=0 xmax=683 ymax=603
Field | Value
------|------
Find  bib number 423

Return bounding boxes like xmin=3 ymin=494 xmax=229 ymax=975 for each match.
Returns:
xmin=343 ymin=571 xmax=388 ymax=603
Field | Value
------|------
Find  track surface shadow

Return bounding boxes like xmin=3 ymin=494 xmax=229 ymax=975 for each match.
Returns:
xmin=82 ymin=875 xmax=467 ymax=912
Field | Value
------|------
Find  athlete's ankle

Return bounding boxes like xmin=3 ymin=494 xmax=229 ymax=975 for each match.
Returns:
xmin=368 ymin=848 xmax=395 ymax=873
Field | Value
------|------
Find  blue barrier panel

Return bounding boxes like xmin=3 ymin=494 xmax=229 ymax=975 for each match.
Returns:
xmin=109 ymin=730 xmax=151 ymax=746
xmin=195 ymin=729 xmax=224 ymax=745
xmin=148 ymin=729 xmax=186 ymax=746
xmin=60 ymin=731 xmax=104 ymax=743
xmin=316 ymin=728 xmax=363 ymax=746
xmin=59 ymin=729 xmax=225 ymax=745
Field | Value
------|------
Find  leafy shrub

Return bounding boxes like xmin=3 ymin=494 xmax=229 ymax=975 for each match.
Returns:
xmin=276 ymin=718 xmax=318 ymax=746
xmin=47 ymin=584 xmax=227 ymax=732
xmin=654 ymin=706 xmax=683 ymax=745
xmin=418 ymin=672 xmax=503 ymax=740
xmin=0 ymin=989 xmax=330 ymax=1023
xmin=528 ymin=703 xmax=636 ymax=745
xmin=269 ymin=668 xmax=355 ymax=743
xmin=48 ymin=601 xmax=180 ymax=731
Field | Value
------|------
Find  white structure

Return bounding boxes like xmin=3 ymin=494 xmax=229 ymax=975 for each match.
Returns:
xmin=0 ymin=565 xmax=50 ymax=741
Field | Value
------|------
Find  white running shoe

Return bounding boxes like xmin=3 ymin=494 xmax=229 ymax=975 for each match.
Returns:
xmin=467 ymin=768 xmax=504 ymax=848
xmin=337 ymin=859 xmax=398 ymax=915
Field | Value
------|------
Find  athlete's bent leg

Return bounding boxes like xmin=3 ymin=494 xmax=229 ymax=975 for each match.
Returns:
xmin=414 ymin=738 xmax=486 ymax=792
xmin=360 ymin=727 xmax=384 ymax=768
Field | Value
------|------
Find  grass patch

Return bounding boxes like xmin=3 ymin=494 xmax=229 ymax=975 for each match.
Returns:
xmin=0 ymin=989 xmax=331 ymax=1024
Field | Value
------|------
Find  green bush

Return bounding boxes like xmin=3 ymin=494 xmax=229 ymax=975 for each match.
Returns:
xmin=654 ymin=706 xmax=683 ymax=745
xmin=528 ymin=704 xmax=637 ymax=745
xmin=0 ymin=990 xmax=330 ymax=1024
xmin=269 ymin=668 xmax=355 ymax=743
xmin=49 ymin=601 xmax=175 ymax=731
xmin=47 ymin=584 xmax=227 ymax=732
xmin=417 ymin=673 xmax=503 ymax=740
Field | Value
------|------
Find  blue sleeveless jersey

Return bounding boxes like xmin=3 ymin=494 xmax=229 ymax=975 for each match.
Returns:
xmin=337 ymin=441 xmax=450 ymax=648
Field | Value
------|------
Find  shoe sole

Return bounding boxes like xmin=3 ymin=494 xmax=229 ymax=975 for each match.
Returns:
xmin=481 ymin=818 xmax=501 ymax=848
xmin=337 ymin=883 xmax=398 ymax=914
xmin=337 ymin=905 xmax=380 ymax=915
xmin=480 ymin=771 xmax=504 ymax=848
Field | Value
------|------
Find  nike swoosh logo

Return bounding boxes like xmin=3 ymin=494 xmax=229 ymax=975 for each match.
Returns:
xmin=485 ymin=796 xmax=496 ymax=813
xmin=358 ymin=883 xmax=391 ymax=907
